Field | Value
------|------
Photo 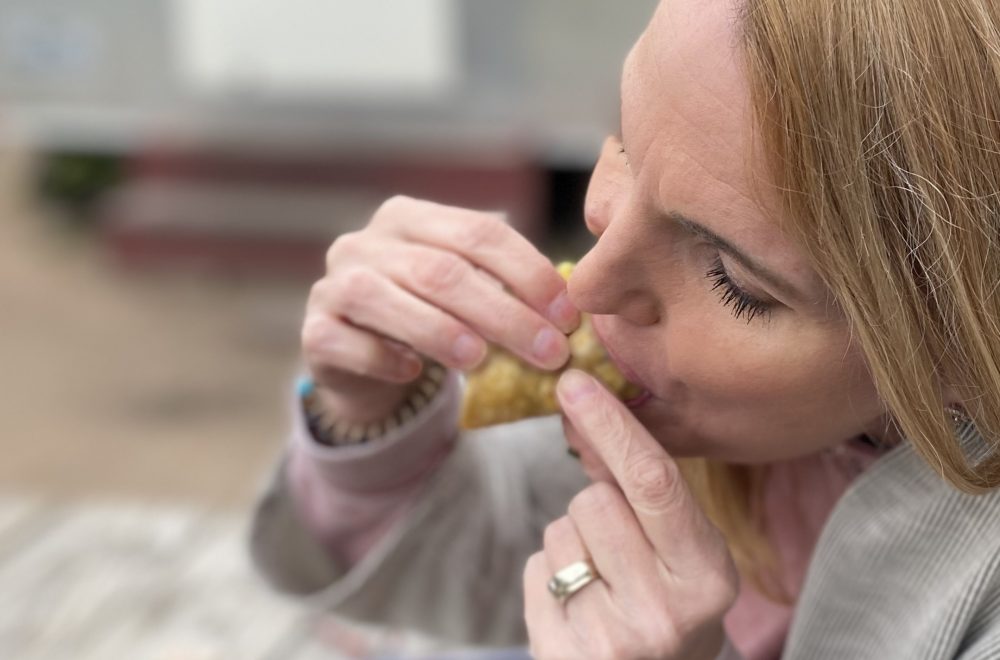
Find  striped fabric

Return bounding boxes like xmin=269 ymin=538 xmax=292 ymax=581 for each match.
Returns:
xmin=785 ymin=423 xmax=1000 ymax=659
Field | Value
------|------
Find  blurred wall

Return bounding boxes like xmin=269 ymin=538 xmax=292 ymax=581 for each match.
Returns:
xmin=0 ymin=0 xmax=657 ymax=166
xmin=0 ymin=0 xmax=175 ymax=147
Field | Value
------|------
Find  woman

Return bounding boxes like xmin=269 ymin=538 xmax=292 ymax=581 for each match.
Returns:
xmin=251 ymin=0 xmax=1000 ymax=658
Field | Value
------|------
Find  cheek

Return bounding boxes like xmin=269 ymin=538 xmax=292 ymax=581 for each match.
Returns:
xmin=663 ymin=308 xmax=879 ymax=421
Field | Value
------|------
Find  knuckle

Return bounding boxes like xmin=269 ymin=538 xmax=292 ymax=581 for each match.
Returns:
xmin=325 ymin=230 xmax=362 ymax=265
xmin=624 ymin=456 xmax=684 ymax=513
xmin=339 ymin=267 xmax=378 ymax=298
xmin=300 ymin=316 xmax=328 ymax=354
xmin=333 ymin=268 xmax=380 ymax=316
xmin=704 ymin=566 xmax=740 ymax=611
xmin=411 ymin=252 xmax=468 ymax=294
xmin=568 ymin=482 xmax=619 ymax=521
xmin=523 ymin=551 xmax=546 ymax=588
xmin=456 ymin=213 xmax=505 ymax=252
xmin=542 ymin=517 xmax=574 ymax=550
xmin=305 ymin=278 xmax=329 ymax=308
xmin=373 ymin=194 xmax=414 ymax=222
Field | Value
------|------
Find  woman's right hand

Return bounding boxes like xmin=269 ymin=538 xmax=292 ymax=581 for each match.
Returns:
xmin=301 ymin=195 xmax=581 ymax=423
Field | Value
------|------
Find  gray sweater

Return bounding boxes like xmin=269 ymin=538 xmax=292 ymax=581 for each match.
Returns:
xmin=784 ymin=422 xmax=1000 ymax=659
xmin=251 ymin=382 xmax=1000 ymax=659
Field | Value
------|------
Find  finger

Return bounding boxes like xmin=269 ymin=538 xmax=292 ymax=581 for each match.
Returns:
xmin=542 ymin=516 xmax=590 ymax=576
xmin=372 ymin=197 xmax=581 ymax=334
xmin=302 ymin=313 xmax=424 ymax=384
xmin=381 ymin=243 xmax=570 ymax=371
xmin=324 ymin=268 xmax=488 ymax=371
xmin=523 ymin=552 xmax=584 ymax=660
xmin=542 ymin=516 xmax=611 ymax=623
xmin=561 ymin=414 xmax=615 ymax=484
xmin=567 ymin=482 xmax=660 ymax=597
xmin=556 ymin=369 xmax=726 ymax=578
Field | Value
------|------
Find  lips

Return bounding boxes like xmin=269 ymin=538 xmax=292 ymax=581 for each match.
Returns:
xmin=623 ymin=390 xmax=653 ymax=408
xmin=590 ymin=316 xmax=654 ymax=408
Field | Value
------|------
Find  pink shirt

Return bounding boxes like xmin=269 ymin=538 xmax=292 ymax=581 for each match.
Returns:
xmin=287 ymin=376 xmax=884 ymax=659
xmin=723 ymin=441 xmax=884 ymax=659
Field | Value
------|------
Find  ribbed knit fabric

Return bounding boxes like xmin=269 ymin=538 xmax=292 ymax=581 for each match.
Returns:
xmin=253 ymin=375 xmax=1000 ymax=658
xmin=785 ymin=423 xmax=1000 ymax=659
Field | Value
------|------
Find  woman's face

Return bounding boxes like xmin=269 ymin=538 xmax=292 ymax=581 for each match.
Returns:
xmin=568 ymin=0 xmax=887 ymax=465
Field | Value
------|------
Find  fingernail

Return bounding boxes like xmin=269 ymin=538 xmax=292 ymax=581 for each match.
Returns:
xmin=546 ymin=291 xmax=579 ymax=333
xmin=397 ymin=356 xmax=423 ymax=381
xmin=559 ymin=369 xmax=596 ymax=403
xmin=533 ymin=327 xmax=568 ymax=367
xmin=453 ymin=334 xmax=484 ymax=368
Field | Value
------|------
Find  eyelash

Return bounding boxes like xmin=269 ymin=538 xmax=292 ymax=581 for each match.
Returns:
xmin=619 ymin=141 xmax=769 ymax=324
xmin=706 ymin=257 xmax=772 ymax=323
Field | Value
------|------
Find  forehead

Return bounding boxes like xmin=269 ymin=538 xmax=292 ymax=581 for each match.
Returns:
xmin=628 ymin=0 xmax=749 ymax=161
xmin=623 ymin=0 xmax=822 ymax=299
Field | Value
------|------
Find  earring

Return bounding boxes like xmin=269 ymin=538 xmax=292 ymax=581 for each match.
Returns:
xmin=946 ymin=405 xmax=973 ymax=430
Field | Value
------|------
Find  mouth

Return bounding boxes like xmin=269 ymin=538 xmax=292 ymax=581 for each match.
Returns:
xmin=590 ymin=316 xmax=654 ymax=409
xmin=623 ymin=390 xmax=653 ymax=409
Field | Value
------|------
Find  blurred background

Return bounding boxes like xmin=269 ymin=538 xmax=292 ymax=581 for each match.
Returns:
xmin=0 ymin=0 xmax=655 ymax=657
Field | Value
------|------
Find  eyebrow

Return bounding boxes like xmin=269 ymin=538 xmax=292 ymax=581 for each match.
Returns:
xmin=667 ymin=211 xmax=804 ymax=301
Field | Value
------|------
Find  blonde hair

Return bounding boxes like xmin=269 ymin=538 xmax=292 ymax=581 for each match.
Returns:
xmin=687 ymin=0 xmax=1000 ymax=598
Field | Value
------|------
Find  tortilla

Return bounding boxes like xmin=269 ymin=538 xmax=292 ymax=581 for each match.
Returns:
xmin=459 ymin=262 xmax=643 ymax=429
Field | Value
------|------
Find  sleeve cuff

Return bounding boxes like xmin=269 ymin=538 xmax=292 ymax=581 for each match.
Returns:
xmin=289 ymin=369 xmax=463 ymax=493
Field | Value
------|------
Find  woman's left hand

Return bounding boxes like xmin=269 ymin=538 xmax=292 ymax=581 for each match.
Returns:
xmin=524 ymin=369 xmax=739 ymax=660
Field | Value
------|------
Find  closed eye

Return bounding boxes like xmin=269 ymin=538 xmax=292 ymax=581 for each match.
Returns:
xmin=706 ymin=256 xmax=772 ymax=323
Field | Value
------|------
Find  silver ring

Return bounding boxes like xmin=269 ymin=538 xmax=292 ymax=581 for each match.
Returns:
xmin=547 ymin=559 xmax=601 ymax=604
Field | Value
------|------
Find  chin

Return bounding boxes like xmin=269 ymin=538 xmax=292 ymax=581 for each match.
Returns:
xmin=634 ymin=409 xmax=706 ymax=458
xmin=626 ymin=394 xmax=754 ymax=461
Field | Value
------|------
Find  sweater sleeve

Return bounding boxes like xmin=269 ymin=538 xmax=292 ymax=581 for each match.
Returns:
xmin=249 ymin=369 xmax=464 ymax=594
xmin=288 ymin=370 xmax=468 ymax=569
xmin=248 ymin=371 xmax=590 ymax=647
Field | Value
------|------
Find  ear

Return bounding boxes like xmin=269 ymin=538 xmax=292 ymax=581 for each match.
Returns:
xmin=941 ymin=382 xmax=975 ymax=424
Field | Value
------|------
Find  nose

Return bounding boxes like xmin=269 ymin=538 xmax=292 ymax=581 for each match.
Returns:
xmin=571 ymin=215 xmax=660 ymax=327
xmin=571 ymin=136 xmax=660 ymax=326
xmin=568 ymin=228 xmax=661 ymax=326
xmin=583 ymin=137 xmax=628 ymax=239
